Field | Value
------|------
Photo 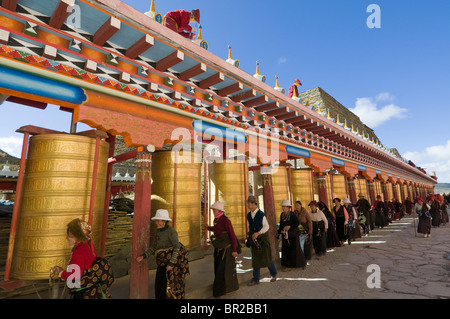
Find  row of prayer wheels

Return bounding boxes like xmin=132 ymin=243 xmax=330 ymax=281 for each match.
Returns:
xmin=10 ymin=134 xmax=414 ymax=279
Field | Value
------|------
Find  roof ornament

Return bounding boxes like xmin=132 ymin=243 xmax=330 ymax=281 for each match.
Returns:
xmin=144 ymin=0 xmax=163 ymax=24
xmin=253 ymin=61 xmax=266 ymax=83
xmin=192 ymin=25 xmax=209 ymax=50
xmin=225 ymin=45 xmax=240 ymax=68
xmin=273 ymin=75 xmax=285 ymax=94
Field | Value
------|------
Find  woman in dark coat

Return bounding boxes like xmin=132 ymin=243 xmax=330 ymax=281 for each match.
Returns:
xmin=278 ymin=200 xmax=306 ymax=268
xmin=318 ymin=201 xmax=341 ymax=248
xmin=332 ymin=198 xmax=349 ymax=245
xmin=415 ymin=198 xmax=432 ymax=238
xmin=429 ymin=196 xmax=441 ymax=227
xmin=374 ymin=195 xmax=386 ymax=228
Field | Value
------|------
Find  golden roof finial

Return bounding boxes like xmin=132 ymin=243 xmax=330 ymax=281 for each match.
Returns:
xmin=255 ymin=60 xmax=260 ymax=76
xmin=344 ymin=119 xmax=349 ymax=129
xmin=197 ymin=25 xmax=203 ymax=40
xmin=275 ymin=75 xmax=280 ymax=88
xmin=228 ymin=45 xmax=233 ymax=60
xmin=327 ymin=109 xmax=332 ymax=119
xmin=150 ymin=0 xmax=156 ymax=13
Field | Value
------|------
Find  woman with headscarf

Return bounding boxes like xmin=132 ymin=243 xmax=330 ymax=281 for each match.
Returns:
xmin=343 ymin=198 xmax=362 ymax=240
xmin=318 ymin=200 xmax=341 ymax=249
xmin=332 ymin=198 xmax=349 ymax=246
xmin=278 ymin=200 xmax=306 ymax=269
xmin=137 ymin=209 xmax=190 ymax=299
xmin=207 ymin=201 xmax=240 ymax=298
xmin=51 ymin=218 xmax=113 ymax=299
xmin=415 ymin=198 xmax=432 ymax=238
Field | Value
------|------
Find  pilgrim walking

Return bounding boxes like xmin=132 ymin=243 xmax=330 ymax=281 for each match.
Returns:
xmin=246 ymin=196 xmax=278 ymax=285
xmin=278 ymin=200 xmax=306 ymax=269
xmin=136 ymin=209 xmax=190 ymax=299
xmin=207 ymin=201 xmax=240 ymax=298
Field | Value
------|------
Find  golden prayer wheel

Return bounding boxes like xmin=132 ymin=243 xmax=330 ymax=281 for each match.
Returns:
xmin=374 ymin=180 xmax=383 ymax=200
xmin=386 ymin=182 xmax=394 ymax=201
xmin=272 ymin=165 xmax=290 ymax=210
xmin=209 ymin=160 xmax=248 ymax=240
xmin=331 ymin=174 xmax=347 ymax=201
xmin=151 ymin=150 xmax=202 ymax=250
xmin=395 ymin=183 xmax=402 ymax=202
xmin=12 ymin=134 xmax=108 ymax=280
xmin=357 ymin=178 xmax=369 ymax=201
xmin=291 ymin=169 xmax=314 ymax=206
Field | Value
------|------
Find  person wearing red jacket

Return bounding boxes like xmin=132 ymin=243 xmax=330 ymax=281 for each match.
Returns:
xmin=51 ymin=219 xmax=96 ymax=291
xmin=163 ymin=9 xmax=200 ymax=39
xmin=288 ymin=78 xmax=302 ymax=98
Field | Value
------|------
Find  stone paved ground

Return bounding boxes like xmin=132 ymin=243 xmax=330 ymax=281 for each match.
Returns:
xmin=222 ymin=214 xmax=450 ymax=299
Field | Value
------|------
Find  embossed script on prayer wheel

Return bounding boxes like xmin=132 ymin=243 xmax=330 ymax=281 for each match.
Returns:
xmin=331 ymin=174 xmax=347 ymax=200
xmin=12 ymin=134 xmax=108 ymax=280
xmin=151 ymin=150 xmax=202 ymax=250
xmin=210 ymin=160 xmax=248 ymax=240
xmin=291 ymin=169 xmax=314 ymax=206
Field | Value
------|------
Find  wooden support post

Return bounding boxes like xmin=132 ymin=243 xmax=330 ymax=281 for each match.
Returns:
xmin=100 ymin=134 xmax=115 ymax=257
xmin=347 ymin=178 xmax=358 ymax=204
xmin=88 ymin=136 xmax=100 ymax=225
xmin=261 ymin=166 xmax=279 ymax=264
xmin=368 ymin=180 xmax=376 ymax=205
xmin=317 ymin=173 xmax=328 ymax=206
xmin=129 ymin=147 xmax=152 ymax=299
xmin=4 ymin=132 xmax=29 ymax=281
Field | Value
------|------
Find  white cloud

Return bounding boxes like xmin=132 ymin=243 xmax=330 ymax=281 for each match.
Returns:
xmin=404 ymin=140 xmax=450 ymax=183
xmin=349 ymin=93 xmax=407 ymax=128
xmin=0 ymin=136 xmax=23 ymax=158
xmin=375 ymin=92 xmax=395 ymax=102
xmin=277 ymin=57 xmax=287 ymax=64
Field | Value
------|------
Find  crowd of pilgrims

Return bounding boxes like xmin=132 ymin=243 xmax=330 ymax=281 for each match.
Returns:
xmin=276 ymin=193 xmax=450 ymax=269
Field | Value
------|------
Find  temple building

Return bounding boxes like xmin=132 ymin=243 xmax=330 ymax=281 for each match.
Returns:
xmin=0 ymin=0 xmax=436 ymax=298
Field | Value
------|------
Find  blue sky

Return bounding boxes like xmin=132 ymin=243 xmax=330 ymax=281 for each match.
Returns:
xmin=1 ymin=0 xmax=449 ymax=182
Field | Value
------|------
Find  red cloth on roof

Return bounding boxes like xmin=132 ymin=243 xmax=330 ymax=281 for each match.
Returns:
xmin=164 ymin=10 xmax=192 ymax=36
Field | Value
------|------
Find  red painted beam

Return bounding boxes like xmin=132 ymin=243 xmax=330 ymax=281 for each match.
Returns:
xmin=1 ymin=0 xmax=18 ymax=11
xmin=243 ymin=95 xmax=268 ymax=108
xmin=93 ymin=16 xmax=121 ymax=46
xmin=275 ymin=111 xmax=299 ymax=121
xmin=198 ymin=72 xmax=224 ymax=89
xmin=218 ymin=82 xmax=243 ymax=96
xmin=254 ymin=101 xmax=279 ymax=112
xmin=284 ymin=114 xmax=306 ymax=124
xmin=265 ymin=106 xmax=289 ymax=117
xmin=6 ymin=96 xmax=47 ymax=110
xmin=178 ymin=63 xmax=206 ymax=81
xmin=126 ymin=34 xmax=154 ymax=59
xmin=156 ymin=50 xmax=184 ymax=71
xmin=231 ymin=89 xmax=256 ymax=102
xmin=49 ymin=0 xmax=76 ymax=29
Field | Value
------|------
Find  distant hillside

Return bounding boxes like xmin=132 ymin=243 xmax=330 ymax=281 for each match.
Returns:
xmin=435 ymin=183 xmax=450 ymax=194
xmin=0 ymin=149 xmax=20 ymax=171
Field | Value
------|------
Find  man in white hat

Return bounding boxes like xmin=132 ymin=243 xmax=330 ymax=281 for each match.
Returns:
xmin=207 ymin=201 xmax=240 ymax=298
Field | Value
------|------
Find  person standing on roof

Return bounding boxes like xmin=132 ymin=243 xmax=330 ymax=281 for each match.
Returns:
xmin=163 ymin=9 xmax=200 ymax=39
xmin=288 ymin=78 xmax=302 ymax=98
